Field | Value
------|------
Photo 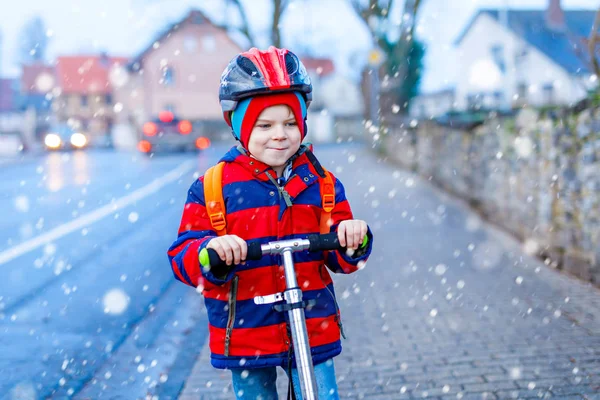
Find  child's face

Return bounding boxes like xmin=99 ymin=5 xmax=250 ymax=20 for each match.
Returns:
xmin=247 ymin=105 xmax=302 ymax=175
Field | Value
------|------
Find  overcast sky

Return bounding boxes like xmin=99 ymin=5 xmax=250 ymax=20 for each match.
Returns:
xmin=1 ymin=0 xmax=598 ymax=92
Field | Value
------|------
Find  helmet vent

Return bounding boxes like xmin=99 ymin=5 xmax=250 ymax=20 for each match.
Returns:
xmin=237 ymin=56 xmax=259 ymax=76
xmin=284 ymin=54 xmax=298 ymax=75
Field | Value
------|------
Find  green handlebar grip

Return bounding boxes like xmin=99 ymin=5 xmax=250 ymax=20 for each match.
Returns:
xmin=360 ymin=235 xmax=369 ymax=249
xmin=199 ymin=248 xmax=210 ymax=268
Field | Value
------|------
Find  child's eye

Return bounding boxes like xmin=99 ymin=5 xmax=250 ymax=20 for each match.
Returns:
xmin=286 ymin=121 xmax=298 ymax=127
xmin=257 ymin=124 xmax=271 ymax=129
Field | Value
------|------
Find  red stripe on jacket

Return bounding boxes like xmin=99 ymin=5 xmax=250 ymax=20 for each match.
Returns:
xmin=208 ymin=315 xmax=340 ymax=357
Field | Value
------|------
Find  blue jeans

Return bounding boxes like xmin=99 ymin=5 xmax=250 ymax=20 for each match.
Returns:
xmin=230 ymin=358 xmax=339 ymax=399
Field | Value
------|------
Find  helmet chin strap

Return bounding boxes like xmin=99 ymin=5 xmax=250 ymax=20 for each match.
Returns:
xmin=235 ymin=142 xmax=249 ymax=155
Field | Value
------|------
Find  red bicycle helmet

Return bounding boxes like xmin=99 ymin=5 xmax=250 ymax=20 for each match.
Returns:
xmin=219 ymin=46 xmax=312 ymax=126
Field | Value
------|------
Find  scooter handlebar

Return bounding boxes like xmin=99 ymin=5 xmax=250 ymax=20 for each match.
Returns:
xmin=200 ymin=241 xmax=263 ymax=269
xmin=199 ymin=233 xmax=344 ymax=270
xmin=307 ymin=232 xmax=341 ymax=252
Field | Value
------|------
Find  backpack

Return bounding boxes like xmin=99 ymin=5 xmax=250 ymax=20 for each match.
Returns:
xmin=204 ymin=160 xmax=335 ymax=236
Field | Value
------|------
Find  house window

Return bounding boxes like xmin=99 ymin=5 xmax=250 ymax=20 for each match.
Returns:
xmin=543 ymin=83 xmax=555 ymax=104
xmin=203 ymin=35 xmax=216 ymax=52
xmin=81 ymin=95 xmax=88 ymax=107
xmin=190 ymin=13 xmax=205 ymax=24
xmin=184 ymin=36 xmax=197 ymax=53
xmin=493 ymin=91 xmax=504 ymax=108
xmin=162 ymin=66 xmax=175 ymax=86
xmin=490 ymin=44 xmax=506 ymax=73
xmin=515 ymin=48 xmax=529 ymax=66
xmin=467 ymin=93 xmax=482 ymax=110
xmin=517 ymin=83 xmax=528 ymax=102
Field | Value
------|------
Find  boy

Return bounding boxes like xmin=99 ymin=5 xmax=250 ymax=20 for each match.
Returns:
xmin=168 ymin=47 xmax=373 ymax=399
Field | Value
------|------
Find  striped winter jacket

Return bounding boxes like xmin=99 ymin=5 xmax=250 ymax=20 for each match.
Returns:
xmin=167 ymin=145 xmax=373 ymax=370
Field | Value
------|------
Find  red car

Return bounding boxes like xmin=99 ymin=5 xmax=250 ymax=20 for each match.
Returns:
xmin=138 ymin=111 xmax=210 ymax=153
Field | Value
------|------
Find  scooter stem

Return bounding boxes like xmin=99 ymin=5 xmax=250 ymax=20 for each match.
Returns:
xmin=281 ymin=247 xmax=318 ymax=400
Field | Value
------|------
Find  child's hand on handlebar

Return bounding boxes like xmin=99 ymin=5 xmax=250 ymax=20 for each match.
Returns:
xmin=206 ymin=235 xmax=248 ymax=266
xmin=337 ymin=220 xmax=368 ymax=250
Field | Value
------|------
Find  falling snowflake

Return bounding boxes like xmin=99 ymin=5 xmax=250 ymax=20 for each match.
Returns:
xmin=434 ymin=264 xmax=447 ymax=276
xmin=128 ymin=212 xmax=139 ymax=223
xmin=103 ymin=289 xmax=130 ymax=315
xmin=14 ymin=196 xmax=30 ymax=212
xmin=514 ymin=136 xmax=534 ymax=158
xmin=515 ymin=276 xmax=523 ymax=285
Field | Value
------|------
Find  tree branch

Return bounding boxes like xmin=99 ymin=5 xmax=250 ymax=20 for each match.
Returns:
xmin=272 ymin=0 xmax=283 ymax=47
xmin=588 ymin=7 xmax=600 ymax=79
xmin=228 ymin=0 xmax=255 ymax=48
xmin=349 ymin=0 xmax=368 ymax=25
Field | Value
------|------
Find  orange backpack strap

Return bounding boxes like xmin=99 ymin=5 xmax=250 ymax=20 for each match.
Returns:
xmin=204 ymin=162 xmax=227 ymax=236
xmin=319 ymin=168 xmax=335 ymax=234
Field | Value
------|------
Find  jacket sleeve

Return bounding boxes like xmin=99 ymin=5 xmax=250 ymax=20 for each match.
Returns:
xmin=325 ymin=174 xmax=373 ymax=274
xmin=167 ymin=177 xmax=237 ymax=290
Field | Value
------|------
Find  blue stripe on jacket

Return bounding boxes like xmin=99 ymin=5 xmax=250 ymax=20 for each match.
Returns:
xmin=223 ymin=175 xmax=324 ymax=213
xmin=205 ymin=285 xmax=338 ymax=329
xmin=210 ymin=341 xmax=342 ymax=369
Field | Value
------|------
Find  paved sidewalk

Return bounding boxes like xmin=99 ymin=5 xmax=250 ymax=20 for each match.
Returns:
xmin=178 ymin=147 xmax=600 ymax=399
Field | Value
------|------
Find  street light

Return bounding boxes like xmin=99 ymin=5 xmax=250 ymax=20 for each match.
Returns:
xmin=367 ymin=47 xmax=386 ymax=125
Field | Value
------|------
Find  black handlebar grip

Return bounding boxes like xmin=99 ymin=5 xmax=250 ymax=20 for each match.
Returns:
xmin=202 ymin=248 xmax=227 ymax=269
xmin=200 ymin=242 xmax=264 ymax=271
xmin=247 ymin=241 xmax=263 ymax=260
xmin=308 ymin=233 xmax=342 ymax=252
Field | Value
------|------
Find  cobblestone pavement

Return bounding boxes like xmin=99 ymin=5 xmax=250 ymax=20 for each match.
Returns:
xmin=178 ymin=146 xmax=600 ymax=400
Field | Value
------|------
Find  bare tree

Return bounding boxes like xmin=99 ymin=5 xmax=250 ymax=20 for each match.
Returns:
xmin=222 ymin=0 xmax=290 ymax=48
xmin=588 ymin=7 xmax=600 ymax=80
xmin=17 ymin=16 xmax=48 ymax=65
xmin=350 ymin=0 xmax=421 ymax=48
xmin=350 ymin=0 xmax=425 ymax=113
xmin=225 ymin=0 xmax=256 ymax=48
xmin=271 ymin=0 xmax=291 ymax=48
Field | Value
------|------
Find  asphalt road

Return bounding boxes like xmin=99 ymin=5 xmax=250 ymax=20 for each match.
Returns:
xmin=0 ymin=147 xmax=217 ymax=399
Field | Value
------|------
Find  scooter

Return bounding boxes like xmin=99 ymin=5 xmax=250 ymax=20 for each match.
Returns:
xmin=200 ymin=233 xmax=344 ymax=400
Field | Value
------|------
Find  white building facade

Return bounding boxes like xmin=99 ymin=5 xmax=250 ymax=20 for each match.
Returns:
xmin=453 ymin=4 xmax=597 ymax=111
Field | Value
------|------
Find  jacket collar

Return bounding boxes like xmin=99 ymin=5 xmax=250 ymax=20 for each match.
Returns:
xmin=220 ymin=144 xmax=313 ymax=180
xmin=219 ymin=145 xmax=320 ymax=199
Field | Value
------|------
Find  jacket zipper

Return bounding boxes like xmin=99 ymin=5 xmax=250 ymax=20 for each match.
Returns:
xmin=280 ymin=174 xmax=296 ymax=206
xmin=224 ymin=275 xmax=239 ymax=356
xmin=265 ymin=171 xmax=293 ymax=207
xmin=319 ymin=266 xmax=347 ymax=339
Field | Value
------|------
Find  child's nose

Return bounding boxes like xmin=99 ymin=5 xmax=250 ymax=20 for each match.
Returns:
xmin=272 ymin=125 xmax=286 ymax=139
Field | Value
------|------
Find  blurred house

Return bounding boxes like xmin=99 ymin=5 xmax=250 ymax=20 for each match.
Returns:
xmin=410 ymin=88 xmax=456 ymax=118
xmin=53 ymin=54 xmax=127 ymax=142
xmin=302 ymin=57 xmax=335 ymax=111
xmin=454 ymin=0 xmax=597 ymax=111
xmin=119 ymin=9 xmax=242 ymax=134
xmin=302 ymin=56 xmax=364 ymax=142
xmin=308 ymin=60 xmax=364 ymax=117
xmin=20 ymin=63 xmax=55 ymax=141
xmin=0 ymin=79 xmax=19 ymax=114
xmin=21 ymin=63 xmax=55 ymax=113
xmin=0 ymin=78 xmax=25 ymax=154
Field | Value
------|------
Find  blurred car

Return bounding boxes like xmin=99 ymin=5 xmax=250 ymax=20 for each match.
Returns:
xmin=137 ymin=111 xmax=211 ymax=154
xmin=43 ymin=124 xmax=88 ymax=151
